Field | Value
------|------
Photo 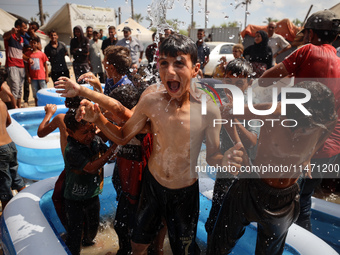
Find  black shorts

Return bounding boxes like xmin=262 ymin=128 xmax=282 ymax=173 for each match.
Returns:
xmin=132 ymin=166 xmax=200 ymax=255
xmin=208 ymin=177 xmax=300 ymax=255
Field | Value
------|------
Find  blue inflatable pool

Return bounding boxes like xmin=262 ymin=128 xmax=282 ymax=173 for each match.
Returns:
xmin=7 ymin=106 xmax=68 ymax=180
xmin=1 ymin=174 xmax=337 ymax=255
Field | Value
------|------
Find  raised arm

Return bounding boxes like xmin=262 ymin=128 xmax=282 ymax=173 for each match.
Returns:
xmin=55 ymin=77 xmax=132 ymax=123
xmin=77 ymin=96 xmax=150 ymax=146
xmin=258 ymin=62 xmax=289 ymax=87
xmin=83 ymin=144 xmax=117 ymax=174
xmin=37 ymin=104 xmax=60 ymax=137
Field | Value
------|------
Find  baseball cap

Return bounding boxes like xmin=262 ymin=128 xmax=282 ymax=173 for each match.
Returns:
xmin=122 ymin=26 xmax=131 ymax=32
xmin=298 ymin=10 xmax=340 ymax=34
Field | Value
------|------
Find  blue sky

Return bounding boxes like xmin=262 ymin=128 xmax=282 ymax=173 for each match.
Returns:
xmin=0 ymin=0 xmax=339 ymax=30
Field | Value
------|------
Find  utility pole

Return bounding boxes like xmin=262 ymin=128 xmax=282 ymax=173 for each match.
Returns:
xmin=131 ymin=0 xmax=134 ymax=19
xmin=38 ymin=0 xmax=44 ymax=25
xmin=118 ymin=7 xmax=121 ymax=24
xmin=191 ymin=0 xmax=194 ymax=29
xmin=205 ymin=0 xmax=207 ymax=29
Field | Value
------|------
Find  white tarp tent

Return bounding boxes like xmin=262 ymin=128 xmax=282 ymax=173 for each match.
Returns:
xmin=116 ymin=18 xmax=154 ymax=46
xmin=41 ymin=3 xmax=116 ymax=45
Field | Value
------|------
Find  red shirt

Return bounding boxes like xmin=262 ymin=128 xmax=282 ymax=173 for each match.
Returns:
xmin=283 ymin=44 xmax=340 ymax=158
xmin=5 ymin=33 xmax=24 ymax=68
xmin=26 ymin=50 xmax=48 ymax=80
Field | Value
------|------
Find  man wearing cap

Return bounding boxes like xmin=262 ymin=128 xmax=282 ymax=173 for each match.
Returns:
xmin=267 ymin=22 xmax=291 ymax=65
xmin=259 ymin=10 xmax=340 ymax=232
xmin=116 ymin=26 xmax=144 ymax=67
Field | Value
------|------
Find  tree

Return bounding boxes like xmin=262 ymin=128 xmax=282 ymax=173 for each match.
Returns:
xmin=133 ymin=13 xmax=144 ymax=23
xmin=263 ymin=17 xmax=279 ymax=24
xmin=235 ymin=0 xmax=252 ymax=29
xmin=30 ymin=17 xmax=38 ymax=22
xmin=292 ymin=18 xmax=302 ymax=27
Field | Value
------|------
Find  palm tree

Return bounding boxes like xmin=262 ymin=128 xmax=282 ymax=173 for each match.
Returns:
xmin=235 ymin=0 xmax=252 ymax=29
xmin=263 ymin=17 xmax=279 ymax=24
xmin=292 ymin=18 xmax=302 ymax=27
xmin=133 ymin=13 xmax=144 ymax=23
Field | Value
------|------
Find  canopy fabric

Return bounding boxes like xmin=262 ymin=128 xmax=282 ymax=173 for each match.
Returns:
xmin=41 ymin=3 xmax=116 ymax=45
xmin=116 ymin=18 xmax=154 ymax=42
xmin=240 ymin=19 xmax=301 ymax=42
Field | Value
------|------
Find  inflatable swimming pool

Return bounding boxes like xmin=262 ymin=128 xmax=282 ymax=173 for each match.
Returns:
xmin=7 ymin=106 xmax=68 ymax=180
xmin=1 ymin=171 xmax=337 ymax=255
xmin=36 ymin=84 xmax=105 ymax=106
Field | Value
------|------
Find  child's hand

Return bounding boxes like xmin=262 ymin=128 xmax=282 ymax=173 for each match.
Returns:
xmin=76 ymin=100 xmax=101 ymax=123
xmin=220 ymin=103 xmax=233 ymax=119
xmin=55 ymin=77 xmax=81 ymax=97
xmin=27 ymin=77 xmax=31 ymax=84
xmin=45 ymin=77 xmax=49 ymax=83
xmin=222 ymin=142 xmax=244 ymax=176
xmin=78 ymin=72 xmax=98 ymax=84
xmin=45 ymin=104 xmax=57 ymax=115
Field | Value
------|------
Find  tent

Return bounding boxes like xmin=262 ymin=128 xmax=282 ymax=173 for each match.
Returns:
xmin=41 ymin=3 xmax=116 ymax=45
xmin=329 ymin=2 xmax=340 ymax=15
xmin=116 ymin=18 xmax=154 ymax=44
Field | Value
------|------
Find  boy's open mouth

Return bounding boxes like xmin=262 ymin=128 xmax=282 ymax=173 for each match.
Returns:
xmin=167 ymin=81 xmax=180 ymax=93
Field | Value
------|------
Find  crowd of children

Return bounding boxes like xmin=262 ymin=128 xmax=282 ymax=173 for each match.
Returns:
xmin=2 ymin=9 xmax=340 ymax=255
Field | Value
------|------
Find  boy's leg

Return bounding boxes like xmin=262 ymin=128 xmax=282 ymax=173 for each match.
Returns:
xmin=31 ymin=80 xmax=39 ymax=106
xmin=82 ymin=196 xmax=100 ymax=246
xmin=64 ymin=198 xmax=84 ymax=255
xmin=0 ymin=142 xmax=23 ymax=210
xmin=165 ymin=181 xmax=200 ymax=255
xmin=131 ymin=168 xmax=163 ymax=254
xmin=207 ymin=179 xmax=249 ymax=255
xmin=255 ymin=184 xmax=300 ymax=255
xmin=7 ymin=142 xmax=25 ymax=191
xmin=297 ymin=156 xmax=337 ymax=231
xmin=114 ymin=193 xmax=132 ymax=254
xmin=205 ymin=177 xmax=232 ymax=240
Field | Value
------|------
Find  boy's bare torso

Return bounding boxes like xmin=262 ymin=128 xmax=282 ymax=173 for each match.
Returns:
xmin=0 ymin=100 xmax=12 ymax=146
xmin=254 ymin=121 xmax=333 ymax=188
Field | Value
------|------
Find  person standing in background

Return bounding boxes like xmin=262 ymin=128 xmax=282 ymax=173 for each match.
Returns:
xmin=101 ymin=26 xmax=117 ymax=54
xmin=44 ymin=30 xmax=70 ymax=86
xmin=89 ymin=31 xmax=104 ymax=83
xmin=70 ymin=26 xmax=90 ymax=83
xmin=267 ymin=22 xmax=291 ymax=66
xmin=116 ymin=26 xmax=144 ymax=67
xmin=196 ymin=29 xmax=210 ymax=75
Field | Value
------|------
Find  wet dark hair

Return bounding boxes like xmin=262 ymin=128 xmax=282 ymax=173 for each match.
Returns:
xmin=286 ymin=81 xmax=337 ymax=130
xmin=64 ymin=108 xmax=87 ymax=133
xmin=49 ymin=29 xmax=57 ymax=36
xmin=30 ymin=21 xmax=40 ymax=30
xmin=65 ymin=96 xmax=84 ymax=109
xmin=14 ymin=19 xmax=27 ymax=28
xmin=109 ymin=84 xmax=141 ymax=110
xmin=311 ymin=29 xmax=338 ymax=43
xmin=225 ymin=58 xmax=254 ymax=81
xmin=104 ymin=45 xmax=132 ymax=75
xmin=30 ymin=36 xmax=40 ymax=43
xmin=159 ymin=34 xmax=197 ymax=65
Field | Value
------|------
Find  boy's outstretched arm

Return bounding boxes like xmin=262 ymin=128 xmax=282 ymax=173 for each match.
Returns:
xmin=55 ymin=77 xmax=132 ymax=123
xmin=77 ymin=97 xmax=149 ymax=146
xmin=258 ymin=63 xmax=289 ymax=87
xmin=83 ymin=144 xmax=117 ymax=174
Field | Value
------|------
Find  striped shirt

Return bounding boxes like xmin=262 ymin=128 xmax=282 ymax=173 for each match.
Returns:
xmin=5 ymin=33 xmax=24 ymax=68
